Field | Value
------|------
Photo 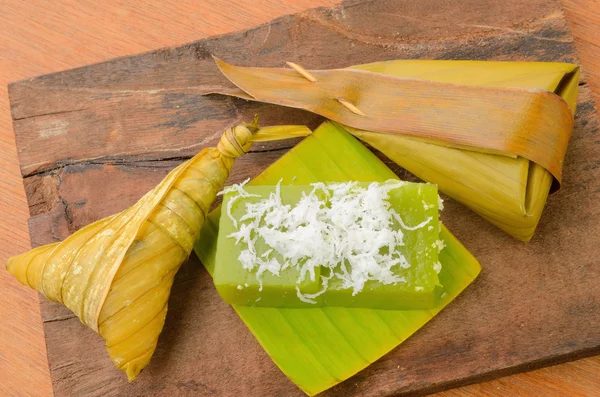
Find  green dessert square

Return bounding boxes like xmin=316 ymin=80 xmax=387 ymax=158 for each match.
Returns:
xmin=214 ymin=186 xmax=322 ymax=307
xmin=214 ymin=181 xmax=443 ymax=310
xmin=323 ymin=183 xmax=443 ymax=310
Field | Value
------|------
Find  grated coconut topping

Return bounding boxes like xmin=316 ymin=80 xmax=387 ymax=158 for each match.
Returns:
xmin=222 ymin=179 xmax=438 ymax=303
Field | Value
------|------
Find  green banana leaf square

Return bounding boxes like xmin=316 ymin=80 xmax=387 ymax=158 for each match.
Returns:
xmin=195 ymin=121 xmax=481 ymax=395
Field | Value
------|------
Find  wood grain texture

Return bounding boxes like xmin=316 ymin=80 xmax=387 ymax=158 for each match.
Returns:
xmin=1 ymin=1 xmax=599 ymax=397
xmin=563 ymin=0 xmax=600 ymax=107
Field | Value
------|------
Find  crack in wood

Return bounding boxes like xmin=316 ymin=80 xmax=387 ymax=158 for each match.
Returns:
xmin=23 ymin=146 xmax=295 ymax=180
xmin=60 ymin=197 xmax=75 ymax=234
xmin=12 ymin=108 xmax=85 ymax=121
xmin=50 ymin=361 xmax=77 ymax=372
xmin=12 ymin=82 xmax=232 ymax=97
xmin=44 ymin=314 xmax=77 ymax=323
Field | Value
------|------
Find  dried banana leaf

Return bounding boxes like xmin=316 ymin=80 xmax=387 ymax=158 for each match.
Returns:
xmin=6 ymin=122 xmax=310 ymax=381
xmin=211 ymin=59 xmax=580 ymax=241
xmin=195 ymin=121 xmax=481 ymax=395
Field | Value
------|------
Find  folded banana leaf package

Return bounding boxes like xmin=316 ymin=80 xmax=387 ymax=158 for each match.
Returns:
xmin=210 ymin=59 xmax=580 ymax=241
xmin=195 ymin=121 xmax=481 ymax=395
xmin=5 ymin=122 xmax=311 ymax=381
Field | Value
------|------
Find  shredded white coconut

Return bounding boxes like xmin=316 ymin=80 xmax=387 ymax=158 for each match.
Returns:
xmin=218 ymin=178 xmax=260 ymax=229
xmin=433 ymin=239 xmax=446 ymax=253
xmin=296 ymin=275 xmax=331 ymax=304
xmin=224 ymin=180 xmax=437 ymax=302
xmin=391 ymin=211 xmax=432 ymax=231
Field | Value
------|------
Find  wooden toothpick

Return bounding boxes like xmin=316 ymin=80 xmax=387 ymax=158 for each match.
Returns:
xmin=336 ymin=98 xmax=366 ymax=116
xmin=286 ymin=62 xmax=317 ymax=82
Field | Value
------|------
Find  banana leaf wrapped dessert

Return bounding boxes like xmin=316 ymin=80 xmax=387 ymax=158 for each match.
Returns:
xmin=196 ymin=122 xmax=481 ymax=395
xmin=6 ymin=121 xmax=310 ymax=381
xmin=210 ymin=59 xmax=579 ymax=241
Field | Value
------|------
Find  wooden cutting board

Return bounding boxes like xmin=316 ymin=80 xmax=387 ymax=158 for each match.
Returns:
xmin=8 ymin=0 xmax=600 ymax=396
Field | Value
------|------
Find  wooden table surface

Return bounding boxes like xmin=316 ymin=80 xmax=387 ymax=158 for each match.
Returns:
xmin=1 ymin=1 xmax=598 ymax=396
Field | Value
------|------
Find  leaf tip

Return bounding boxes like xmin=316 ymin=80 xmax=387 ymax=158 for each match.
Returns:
xmin=212 ymin=55 xmax=230 ymax=72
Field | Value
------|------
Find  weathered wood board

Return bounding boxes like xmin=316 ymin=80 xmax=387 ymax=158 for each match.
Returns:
xmin=8 ymin=0 xmax=600 ymax=396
